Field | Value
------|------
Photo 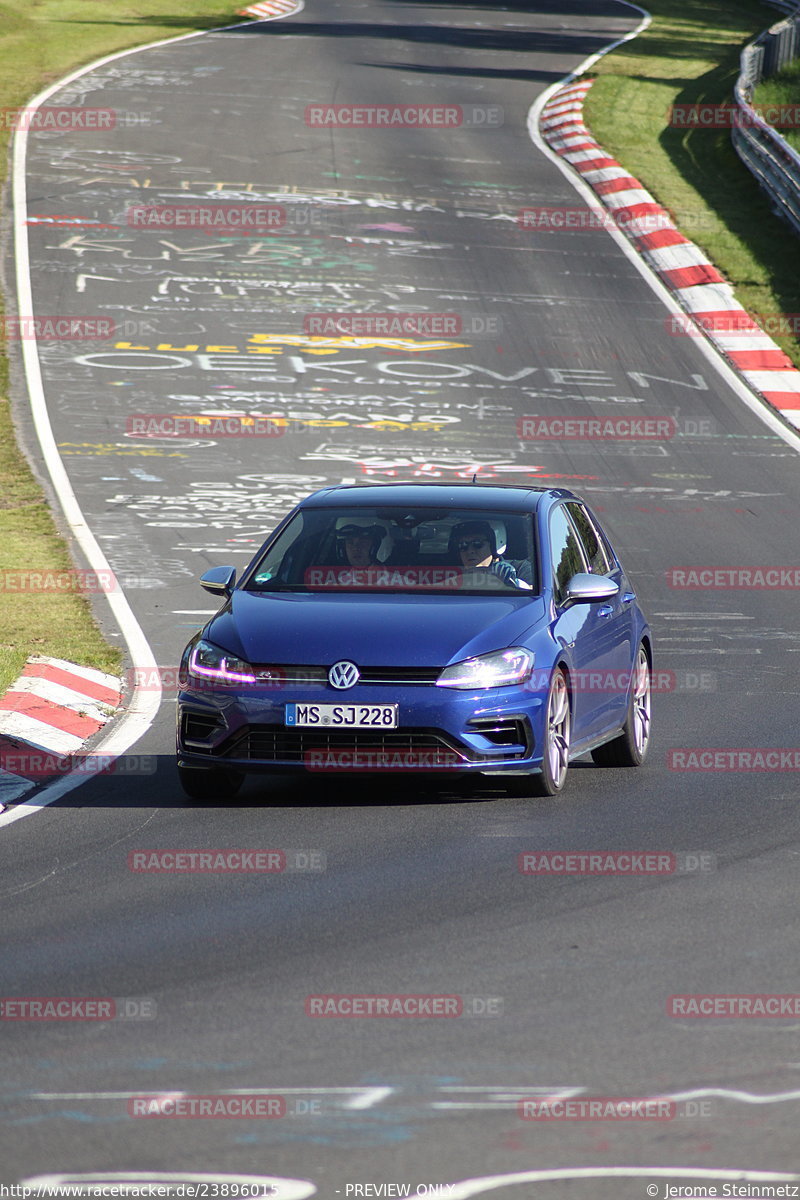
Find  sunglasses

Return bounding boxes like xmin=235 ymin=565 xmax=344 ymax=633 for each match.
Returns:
xmin=458 ymin=538 xmax=489 ymax=552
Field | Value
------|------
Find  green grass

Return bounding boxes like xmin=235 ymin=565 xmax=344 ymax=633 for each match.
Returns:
xmin=754 ymin=55 xmax=800 ymax=154
xmin=584 ymin=0 xmax=800 ymax=368
xmin=0 ymin=399 xmax=122 ymax=691
xmin=0 ymin=0 xmax=241 ymax=696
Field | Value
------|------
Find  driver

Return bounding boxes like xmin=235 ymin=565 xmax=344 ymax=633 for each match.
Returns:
xmin=451 ymin=521 xmax=532 ymax=589
xmin=337 ymin=524 xmax=384 ymax=567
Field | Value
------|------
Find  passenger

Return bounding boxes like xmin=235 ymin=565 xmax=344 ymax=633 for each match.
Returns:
xmin=451 ymin=521 xmax=532 ymax=589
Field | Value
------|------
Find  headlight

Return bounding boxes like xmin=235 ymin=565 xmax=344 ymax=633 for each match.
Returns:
xmin=188 ymin=638 xmax=256 ymax=684
xmin=436 ymin=647 xmax=534 ymax=690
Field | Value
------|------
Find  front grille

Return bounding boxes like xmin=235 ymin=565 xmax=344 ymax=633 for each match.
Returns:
xmin=359 ymin=666 xmax=441 ymax=685
xmin=220 ymin=725 xmax=465 ymax=764
xmin=270 ymin=666 xmax=327 ymax=685
xmin=257 ymin=665 xmax=441 ymax=686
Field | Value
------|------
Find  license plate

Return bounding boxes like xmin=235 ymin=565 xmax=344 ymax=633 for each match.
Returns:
xmin=285 ymin=702 xmax=398 ymax=729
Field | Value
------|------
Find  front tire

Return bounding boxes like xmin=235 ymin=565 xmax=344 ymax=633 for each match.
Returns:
xmin=177 ymin=764 xmax=244 ymax=801
xmin=591 ymin=642 xmax=652 ymax=768
xmin=518 ymin=666 xmax=571 ymax=797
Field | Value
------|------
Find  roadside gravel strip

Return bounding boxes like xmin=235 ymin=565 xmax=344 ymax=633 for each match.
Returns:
xmin=540 ymin=78 xmax=800 ymax=432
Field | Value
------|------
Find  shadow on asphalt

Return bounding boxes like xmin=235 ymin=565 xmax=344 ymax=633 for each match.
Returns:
xmin=7 ymin=756 xmax=599 ymax=810
xmin=241 ymin=20 xmax=611 ymax=57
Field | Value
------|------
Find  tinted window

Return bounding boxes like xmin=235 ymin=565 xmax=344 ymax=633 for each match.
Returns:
xmin=246 ymin=506 xmax=538 ymax=595
xmin=549 ymin=504 xmax=588 ymax=601
xmin=565 ymin=502 xmax=611 ymax=575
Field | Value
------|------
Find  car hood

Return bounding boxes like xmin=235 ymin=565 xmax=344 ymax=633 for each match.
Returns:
xmin=206 ymin=590 xmax=546 ymax=668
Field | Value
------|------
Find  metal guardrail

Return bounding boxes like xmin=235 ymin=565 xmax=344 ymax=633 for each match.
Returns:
xmin=732 ymin=4 xmax=800 ymax=238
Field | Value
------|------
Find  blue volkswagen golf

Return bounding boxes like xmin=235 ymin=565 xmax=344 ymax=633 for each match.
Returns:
xmin=176 ymin=483 xmax=652 ymax=799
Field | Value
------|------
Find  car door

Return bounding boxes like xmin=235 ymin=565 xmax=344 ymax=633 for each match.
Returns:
xmin=549 ymin=502 xmax=634 ymax=743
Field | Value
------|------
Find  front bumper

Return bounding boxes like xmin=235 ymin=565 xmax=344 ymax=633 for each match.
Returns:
xmin=176 ymin=678 xmax=546 ymax=775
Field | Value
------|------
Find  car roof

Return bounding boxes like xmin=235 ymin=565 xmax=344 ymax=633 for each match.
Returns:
xmin=300 ymin=482 xmax=578 ymax=512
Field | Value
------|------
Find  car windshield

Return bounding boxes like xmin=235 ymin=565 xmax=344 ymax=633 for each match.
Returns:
xmin=246 ymin=505 xmax=538 ymax=595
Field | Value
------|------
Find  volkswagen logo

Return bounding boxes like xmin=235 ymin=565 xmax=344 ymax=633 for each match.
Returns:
xmin=328 ymin=660 xmax=360 ymax=690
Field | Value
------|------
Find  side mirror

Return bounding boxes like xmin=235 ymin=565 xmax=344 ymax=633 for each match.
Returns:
xmin=200 ymin=566 xmax=236 ymax=598
xmin=563 ymin=572 xmax=619 ymax=605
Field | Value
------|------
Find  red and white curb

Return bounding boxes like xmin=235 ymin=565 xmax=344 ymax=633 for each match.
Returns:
xmin=239 ymin=0 xmax=302 ymax=18
xmin=0 ymin=656 xmax=122 ymax=809
xmin=540 ymin=79 xmax=800 ymax=432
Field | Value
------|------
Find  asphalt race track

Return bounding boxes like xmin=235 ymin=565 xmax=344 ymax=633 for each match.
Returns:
xmin=2 ymin=0 xmax=800 ymax=1193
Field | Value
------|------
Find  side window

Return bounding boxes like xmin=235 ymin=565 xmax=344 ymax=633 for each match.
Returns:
xmin=249 ymin=513 xmax=307 ymax=585
xmin=549 ymin=504 xmax=589 ymax=602
xmin=565 ymin=502 xmax=611 ymax=575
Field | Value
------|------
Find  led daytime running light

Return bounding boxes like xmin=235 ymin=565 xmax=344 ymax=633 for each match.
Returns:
xmin=189 ymin=640 xmax=257 ymax=684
